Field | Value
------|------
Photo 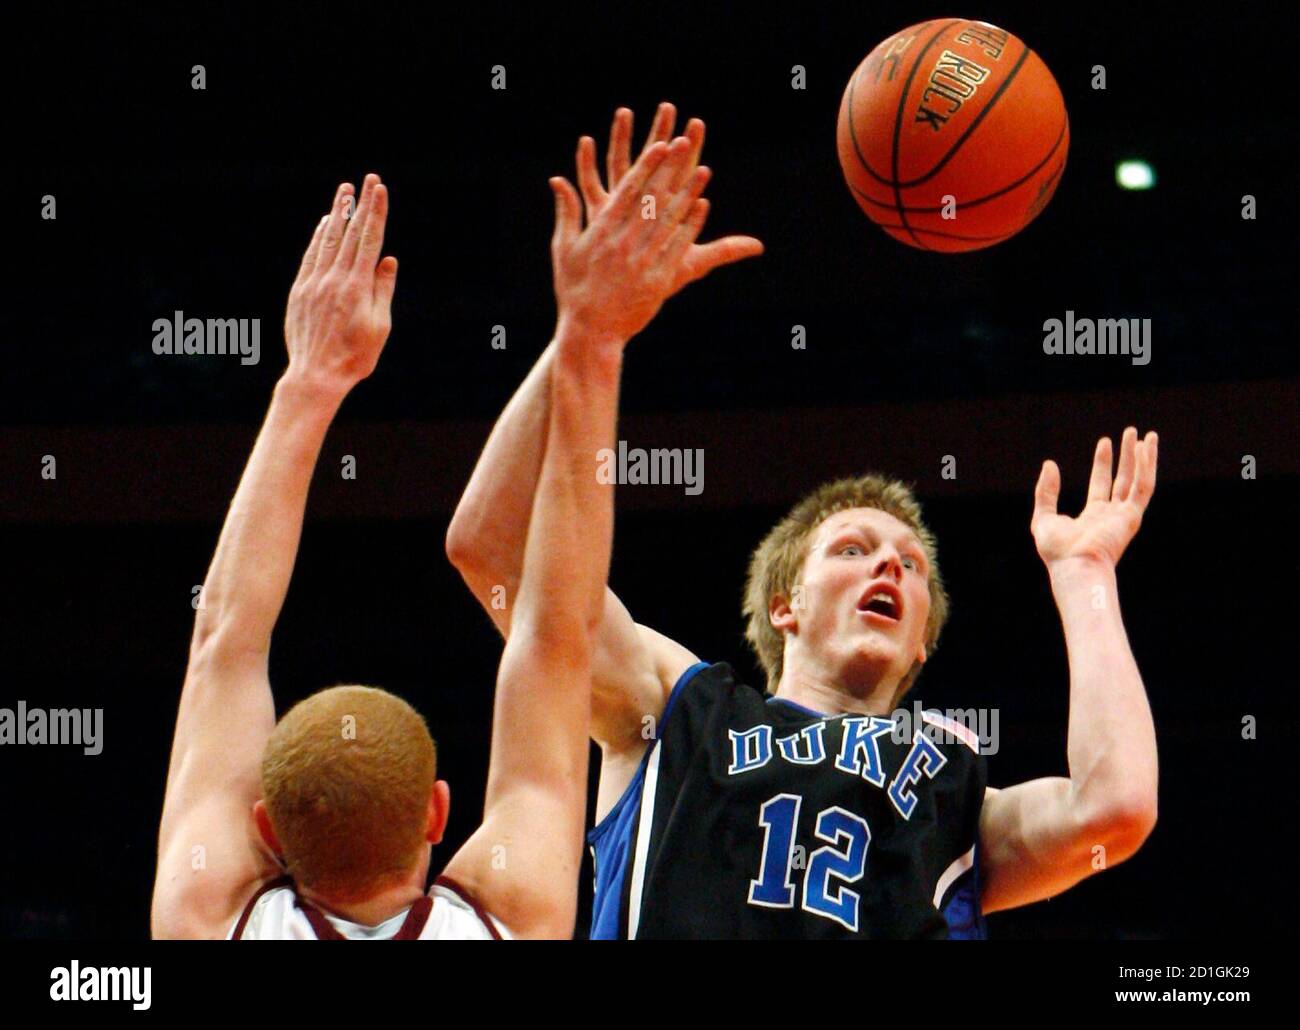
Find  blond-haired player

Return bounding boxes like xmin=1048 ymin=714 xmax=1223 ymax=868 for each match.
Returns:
xmin=152 ymin=149 xmax=708 ymax=938
xmin=447 ymin=104 xmax=1160 ymax=938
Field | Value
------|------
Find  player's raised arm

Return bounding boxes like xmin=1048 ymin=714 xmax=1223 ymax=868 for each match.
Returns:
xmin=152 ymin=176 xmax=398 ymax=938
xmin=439 ymin=134 xmax=728 ymax=937
xmin=445 ymin=104 xmax=762 ymax=756
xmin=979 ymin=428 xmax=1160 ymax=913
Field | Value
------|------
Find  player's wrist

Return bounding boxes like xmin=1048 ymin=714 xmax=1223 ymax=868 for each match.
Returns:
xmin=275 ymin=367 xmax=352 ymax=411
xmin=554 ymin=311 xmax=628 ymax=354
xmin=1046 ymin=554 xmax=1117 ymax=590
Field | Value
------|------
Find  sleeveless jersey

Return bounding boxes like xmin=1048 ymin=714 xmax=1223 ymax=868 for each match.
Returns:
xmin=228 ymin=875 xmax=510 ymax=940
xmin=589 ymin=662 xmax=987 ymax=939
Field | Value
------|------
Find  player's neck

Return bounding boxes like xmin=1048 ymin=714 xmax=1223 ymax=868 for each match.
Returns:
xmin=774 ymin=665 xmax=896 ymax=717
xmin=299 ymin=879 xmax=426 ymax=928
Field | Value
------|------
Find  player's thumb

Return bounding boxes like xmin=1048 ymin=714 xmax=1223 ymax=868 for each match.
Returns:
xmin=686 ymin=235 xmax=765 ymax=285
xmin=1032 ymin=459 xmax=1060 ymax=521
xmin=373 ymin=255 xmax=399 ymax=317
xmin=550 ymin=177 xmax=581 ymax=250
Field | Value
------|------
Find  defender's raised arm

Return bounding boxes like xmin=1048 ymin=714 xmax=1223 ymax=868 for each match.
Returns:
xmin=152 ymin=176 xmax=397 ymax=938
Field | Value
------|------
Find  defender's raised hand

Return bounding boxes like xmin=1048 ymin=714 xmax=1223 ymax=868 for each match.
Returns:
xmin=1031 ymin=427 xmax=1159 ymax=569
xmin=284 ymin=173 xmax=398 ymax=392
xmin=550 ymin=103 xmax=763 ymax=344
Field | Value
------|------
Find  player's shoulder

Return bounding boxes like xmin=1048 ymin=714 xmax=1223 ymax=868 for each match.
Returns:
xmin=664 ymin=659 xmax=761 ymax=709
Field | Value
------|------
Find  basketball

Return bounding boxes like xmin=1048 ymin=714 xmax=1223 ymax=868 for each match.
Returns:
xmin=836 ymin=18 xmax=1069 ymax=252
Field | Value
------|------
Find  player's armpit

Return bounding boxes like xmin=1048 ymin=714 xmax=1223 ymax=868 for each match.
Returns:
xmin=151 ymin=793 xmax=280 ymax=939
xmin=978 ymin=780 xmax=1155 ymax=914
xmin=439 ymin=782 xmax=585 ymax=940
xmin=153 ymin=656 xmax=280 ymax=939
xmin=590 ymin=593 xmax=697 ymax=751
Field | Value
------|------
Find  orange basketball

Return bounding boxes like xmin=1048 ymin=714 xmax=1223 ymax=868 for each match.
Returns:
xmin=836 ymin=18 xmax=1069 ymax=252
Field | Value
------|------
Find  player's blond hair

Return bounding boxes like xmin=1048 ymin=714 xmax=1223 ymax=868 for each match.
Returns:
xmin=742 ymin=474 xmax=949 ymax=709
xmin=261 ymin=685 xmax=436 ymax=900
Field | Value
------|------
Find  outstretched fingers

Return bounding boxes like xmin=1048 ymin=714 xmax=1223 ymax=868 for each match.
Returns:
xmin=1086 ymin=436 xmax=1114 ymax=506
xmin=662 ymin=197 xmax=712 ymax=268
xmin=649 ymin=164 xmax=712 ymax=249
xmin=294 ymin=214 xmax=330 ymax=286
xmin=576 ymin=135 xmax=605 ymax=220
xmin=355 ymin=178 xmax=390 ymax=273
xmin=685 ymin=117 xmax=705 ymax=171
xmin=318 ymin=182 xmax=355 ymax=273
xmin=1112 ymin=426 xmax=1139 ymax=501
xmin=605 ymin=107 xmax=634 ymax=191
xmin=339 ymin=174 xmax=379 ymax=269
xmin=628 ymin=136 xmax=695 ymax=245
xmin=642 ymin=102 xmax=676 ymax=156
xmin=1132 ymin=431 xmax=1159 ymax=511
xmin=603 ymin=139 xmax=671 ymax=226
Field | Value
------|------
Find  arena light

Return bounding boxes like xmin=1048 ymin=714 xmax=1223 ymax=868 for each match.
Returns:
xmin=1116 ymin=160 xmax=1156 ymax=190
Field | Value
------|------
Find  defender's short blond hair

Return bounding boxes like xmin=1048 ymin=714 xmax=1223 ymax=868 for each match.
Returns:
xmin=261 ymin=685 xmax=436 ymax=900
xmin=742 ymin=474 xmax=949 ymax=709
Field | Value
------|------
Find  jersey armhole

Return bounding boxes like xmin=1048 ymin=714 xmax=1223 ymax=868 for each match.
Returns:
xmin=227 ymin=875 xmax=293 ymax=940
xmin=432 ymin=875 xmax=506 ymax=940
xmin=587 ymin=660 xmax=710 ymax=845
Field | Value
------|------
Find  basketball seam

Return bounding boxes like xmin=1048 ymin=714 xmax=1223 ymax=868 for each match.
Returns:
xmin=890 ymin=20 xmax=963 ymax=250
xmin=899 ymin=42 xmax=1035 ymax=190
xmin=849 ymin=116 xmax=1068 ymax=213
xmin=873 ymin=223 xmax=1021 ymax=243
xmin=845 ymin=19 xmax=959 ymax=189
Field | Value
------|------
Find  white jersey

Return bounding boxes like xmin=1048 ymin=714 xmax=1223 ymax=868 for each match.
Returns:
xmin=229 ymin=876 xmax=510 ymax=940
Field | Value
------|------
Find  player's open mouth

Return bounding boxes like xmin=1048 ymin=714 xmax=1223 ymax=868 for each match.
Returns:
xmin=857 ymin=584 xmax=902 ymax=623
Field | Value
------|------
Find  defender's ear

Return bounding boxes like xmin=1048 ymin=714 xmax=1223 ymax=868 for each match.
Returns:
xmin=426 ymin=780 xmax=451 ymax=845
xmin=252 ymin=800 xmax=283 ymax=857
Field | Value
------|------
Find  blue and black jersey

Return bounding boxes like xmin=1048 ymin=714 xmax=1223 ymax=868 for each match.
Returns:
xmin=589 ymin=661 xmax=988 ymax=939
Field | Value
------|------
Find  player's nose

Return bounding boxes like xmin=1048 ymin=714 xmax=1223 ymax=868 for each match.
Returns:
xmin=871 ymin=548 xmax=904 ymax=580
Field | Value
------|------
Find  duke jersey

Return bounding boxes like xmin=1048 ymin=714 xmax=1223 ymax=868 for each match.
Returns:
xmin=228 ymin=875 xmax=510 ymax=940
xmin=589 ymin=662 xmax=988 ymax=939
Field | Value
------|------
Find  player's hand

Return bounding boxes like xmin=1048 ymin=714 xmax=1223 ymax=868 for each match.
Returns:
xmin=1030 ymin=427 xmax=1158 ymax=570
xmin=577 ymin=104 xmax=765 ymax=298
xmin=283 ymin=173 xmax=398 ymax=394
xmin=549 ymin=103 xmax=764 ymax=344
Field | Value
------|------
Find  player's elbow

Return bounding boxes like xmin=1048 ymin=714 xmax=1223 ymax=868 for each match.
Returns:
xmin=444 ymin=516 xmax=481 ymax=575
xmin=1090 ymin=794 xmax=1158 ymax=865
xmin=150 ymin=888 xmax=208 ymax=941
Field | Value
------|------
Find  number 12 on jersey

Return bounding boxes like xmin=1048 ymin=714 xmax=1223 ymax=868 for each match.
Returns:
xmin=748 ymin=793 xmax=872 ymax=932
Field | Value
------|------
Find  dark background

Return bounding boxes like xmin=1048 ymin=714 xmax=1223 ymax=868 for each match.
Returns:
xmin=6 ymin=0 xmax=1295 ymax=938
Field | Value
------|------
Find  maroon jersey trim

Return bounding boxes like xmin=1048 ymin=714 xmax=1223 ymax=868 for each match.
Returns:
xmin=229 ymin=875 xmax=293 ymax=940
xmin=232 ymin=875 xmax=436 ymax=940
xmin=433 ymin=875 xmax=504 ymax=940
xmin=293 ymin=890 xmax=435 ymax=940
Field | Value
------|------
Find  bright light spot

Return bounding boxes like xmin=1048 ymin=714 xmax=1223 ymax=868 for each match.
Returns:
xmin=1116 ymin=160 xmax=1156 ymax=190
